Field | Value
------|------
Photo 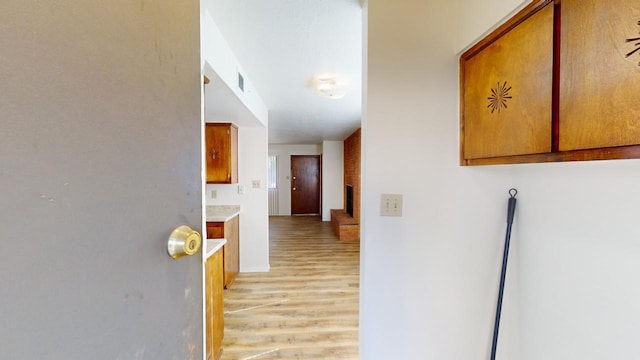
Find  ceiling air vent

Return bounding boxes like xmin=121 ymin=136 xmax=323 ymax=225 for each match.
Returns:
xmin=238 ymin=72 xmax=244 ymax=92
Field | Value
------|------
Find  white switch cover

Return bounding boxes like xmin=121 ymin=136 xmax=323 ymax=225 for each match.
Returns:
xmin=238 ymin=185 xmax=245 ymax=195
xmin=380 ymin=194 xmax=403 ymax=216
xmin=252 ymin=180 xmax=261 ymax=189
xmin=211 ymin=189 xmax=217 ymax=199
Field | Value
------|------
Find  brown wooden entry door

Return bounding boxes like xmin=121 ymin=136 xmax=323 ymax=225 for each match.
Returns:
xmin=291 ymin=155 xmax=321 ymax=215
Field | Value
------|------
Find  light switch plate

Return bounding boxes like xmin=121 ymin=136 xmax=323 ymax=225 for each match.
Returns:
xmin=380 ymin=194 xmax=403 ymax=216
xmin=238 ymin=185 xmax=245 ymax=195
xmin=211 ymin=189 xmax=217 ymax=199
xmin=252 ymin=180 xmax=261 ymax=189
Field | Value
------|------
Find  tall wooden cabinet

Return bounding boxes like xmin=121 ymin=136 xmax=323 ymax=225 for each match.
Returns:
xmin=206 ymin=215 xmax=239 ymax=288
xmin=205 ymin=249 xmax=224 ymax=360
xmin=205 ymin=123 xmax=238 ymax=183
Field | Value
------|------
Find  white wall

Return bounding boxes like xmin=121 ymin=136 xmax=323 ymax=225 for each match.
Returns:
xmin=201 ymin=7 xmax=267 ymax=126
xmin=201 ymin=4 xmax=270 ymax=274
xmin=268 ymin=144 xmax=323 ymax=216
xmin=362 ymin=2 xmax=515 ymax=359
xmin=456 ymin=0 xmax=528 ymax=52
xmin=361 ymin=0 xmax=640 ymax=359
xmin=322 ymin=141 xmax=345 ymax=221
xmin=510 ymin=160 xmax=640 ymax=360
xmin=206 ymin=127 xmax=269 ymax=273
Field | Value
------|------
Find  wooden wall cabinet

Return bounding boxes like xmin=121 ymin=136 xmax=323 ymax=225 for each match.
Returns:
xmin=462 ymin=1 xmax=554 ymax=160
xmin=205 ymin=123 xmax=238 ymax=183
xmin=206 ymin=215 xmax=239 ymax=288
xmin=460 ymin=0 xmax=640 ymax=165
xmin=205 ymin=249 xmax=224 ymax=360
xmin=559 ymin=0 xmax=640 ymax=151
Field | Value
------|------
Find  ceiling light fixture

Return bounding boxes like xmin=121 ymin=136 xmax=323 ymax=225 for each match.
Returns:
xmin=312 ymin=75 xmax=348 ymax=99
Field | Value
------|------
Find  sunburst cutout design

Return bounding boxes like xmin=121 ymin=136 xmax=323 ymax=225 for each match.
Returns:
xmin=487 ymin=81 xmax=512 ymax=114
xmin=625 ymin=20 xmax=640 ymax=66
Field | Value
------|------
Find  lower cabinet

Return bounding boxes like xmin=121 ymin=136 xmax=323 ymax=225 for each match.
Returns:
xmin=205 ymin=249 xmax=224 ymax=360
xmin=206 ymin=215 xmax=239 ymax=288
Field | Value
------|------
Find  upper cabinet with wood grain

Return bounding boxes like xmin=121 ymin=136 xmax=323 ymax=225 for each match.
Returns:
xmin=559 ymin=0 xmax=640 ymax=151
xmin=461 ymin=0 xmax=640 ymax=165
xmin=462 ymin=1 xmax=554 ymax=160
xmin=205 ymin=123 xmax=238 ymax=183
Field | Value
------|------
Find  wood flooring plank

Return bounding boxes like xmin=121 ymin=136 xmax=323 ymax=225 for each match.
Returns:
xmin=220 ymin=216 xmax=359 ymax=360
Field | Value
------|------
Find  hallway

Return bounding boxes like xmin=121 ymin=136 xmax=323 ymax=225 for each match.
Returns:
xmin=221 ymin=216 xmax=360 ymax=359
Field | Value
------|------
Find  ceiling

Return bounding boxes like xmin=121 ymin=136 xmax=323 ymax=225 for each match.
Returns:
xmin=204 ymin=0 xmax=363 ymax=144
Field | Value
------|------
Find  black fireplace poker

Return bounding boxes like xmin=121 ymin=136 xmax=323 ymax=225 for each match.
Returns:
xmin=490 ymin=188 xmax=518 ymax=360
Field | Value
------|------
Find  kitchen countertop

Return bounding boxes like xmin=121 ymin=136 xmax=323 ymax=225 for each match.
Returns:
xmin=206 ymin=205 xmax=241 ymax=222
xmin=205 ymin=238 xmax=227 ymax=259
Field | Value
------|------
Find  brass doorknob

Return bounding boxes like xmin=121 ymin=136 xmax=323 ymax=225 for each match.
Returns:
xmin=167 ymin=225 xmax=202 ymax=259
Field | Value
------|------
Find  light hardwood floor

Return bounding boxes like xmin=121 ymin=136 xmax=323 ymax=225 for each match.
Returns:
xmin=221 ymin=216 xmax=360 ymax=360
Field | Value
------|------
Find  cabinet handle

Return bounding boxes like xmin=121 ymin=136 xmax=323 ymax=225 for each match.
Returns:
xmin=209 ymin=148 xmax=217 ymax=160
xmin=227 ymin=173 xmax=231 ymax=181
xmin=292 ymin=187 xmax=296 ymax=191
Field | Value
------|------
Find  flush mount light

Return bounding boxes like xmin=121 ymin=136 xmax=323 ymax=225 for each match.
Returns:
xmin=311 ymin=75 xmax=348 ymax=99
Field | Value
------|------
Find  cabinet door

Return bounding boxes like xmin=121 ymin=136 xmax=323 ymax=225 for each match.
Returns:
xmin=205 ymin=250 xmax=224 ymax=360
xmin=559 ymin=0 xmax=640 ymax=151
xmin=206 ymin=222 xmax=224 ymax=239
xmin=223 ymin=216 xmax=239 ymax=288
xmin=205 ymin=123 xmax=238 ymax=184
xmin=206 ymin=218 xmax=239 ymax=288
xmin=462 ymin=2 xmax=554 ymax=160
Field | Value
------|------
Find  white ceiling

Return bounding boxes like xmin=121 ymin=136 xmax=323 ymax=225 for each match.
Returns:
xmin=204 ymin=0 xmax=363 ymax=144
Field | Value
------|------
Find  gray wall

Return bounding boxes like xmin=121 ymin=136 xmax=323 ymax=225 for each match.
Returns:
xmin=0 ymin=1 xmax=203 ymax=358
